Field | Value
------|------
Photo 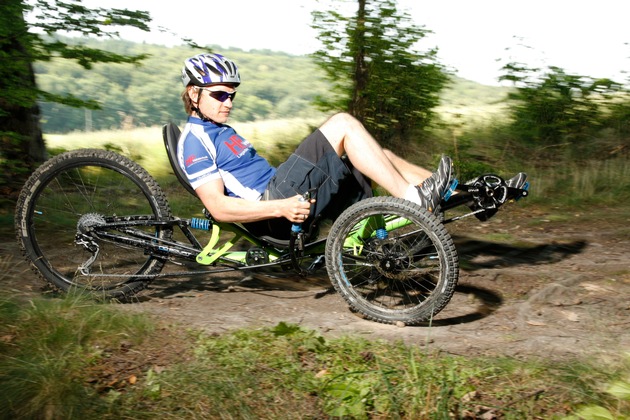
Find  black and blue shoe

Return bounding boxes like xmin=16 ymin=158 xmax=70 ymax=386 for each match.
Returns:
xmin=415 ymin=155 xmax=454 ymax=212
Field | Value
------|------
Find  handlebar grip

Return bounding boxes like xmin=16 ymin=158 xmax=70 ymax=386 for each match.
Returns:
xmin=291 ymin=192 xmax=310 ymax=233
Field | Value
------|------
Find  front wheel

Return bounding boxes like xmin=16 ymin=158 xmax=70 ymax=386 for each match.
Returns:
xmin=14 ymin=149 xmax=173 ymax=299
xmin=325 ymin=197 xmax=459 ymax=325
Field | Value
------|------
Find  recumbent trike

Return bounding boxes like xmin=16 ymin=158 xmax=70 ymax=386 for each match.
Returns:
xmin=14 ymin=123 xmax=529 ymax=325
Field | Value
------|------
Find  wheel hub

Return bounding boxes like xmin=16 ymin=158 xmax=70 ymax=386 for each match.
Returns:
xmin=367 ymin=239 xmax=413 ymax=279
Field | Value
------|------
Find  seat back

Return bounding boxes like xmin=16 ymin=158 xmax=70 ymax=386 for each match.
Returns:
xmin=162 ymin=123 xmax=197 ymax=197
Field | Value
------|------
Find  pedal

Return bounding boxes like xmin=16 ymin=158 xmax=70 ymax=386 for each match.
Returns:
xmin=464 ymin=174 xmax=507 ymax=222
xmin=441 ymin=173 xmax=529 ymax=223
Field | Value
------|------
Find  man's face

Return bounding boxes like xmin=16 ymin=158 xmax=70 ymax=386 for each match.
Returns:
xmin=188 ymin=84 xmax=237 ymax=123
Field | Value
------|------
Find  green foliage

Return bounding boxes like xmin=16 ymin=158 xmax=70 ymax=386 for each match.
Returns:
xmin=5 ymin=1 xmax=151 ymax=113
xmin=0 ymin=0 xmax=155 ymax=199
xmin=603 ymin=97 xmax=630 ymax=139
xmin=114 ymin=325 xmax=630 ymax=418
xmin=1 ymin=291 xmax=628 ymax=419
xmin=137 ymin=326 xmax=487 ymax=418
xmin=499 ymin=63 xmax=627 ymax=155
xmin=563 ymin=353 xmax=630 ymax=420
xmin=311 ymin=0 xmax=449 ymax=147
xmin=1 ymin=1 xmax=37 ymax=112
xmin=34 ymin=39 xmax=329 ymax=133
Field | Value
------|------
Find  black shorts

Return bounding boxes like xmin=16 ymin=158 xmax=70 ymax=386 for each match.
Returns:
xmin=245 ymin=129 xmax=372 ymax=239
xmin=267 ymin=128 xmax=372 ymax=217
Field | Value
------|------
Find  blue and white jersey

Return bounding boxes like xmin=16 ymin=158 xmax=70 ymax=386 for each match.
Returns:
xmin=177 ymin=116 xmax=276 ymax=201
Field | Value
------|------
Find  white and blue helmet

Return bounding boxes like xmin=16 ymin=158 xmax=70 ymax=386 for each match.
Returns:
xmin=181 ymin=53 xmax=241 ymax=87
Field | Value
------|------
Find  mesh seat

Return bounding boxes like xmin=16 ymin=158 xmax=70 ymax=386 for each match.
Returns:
xmin=162 ymin=123 xmax=197 ymax=197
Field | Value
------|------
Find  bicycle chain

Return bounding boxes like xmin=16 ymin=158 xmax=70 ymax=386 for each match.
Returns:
xmin=75 ymin=266 xmax=239 ymax=279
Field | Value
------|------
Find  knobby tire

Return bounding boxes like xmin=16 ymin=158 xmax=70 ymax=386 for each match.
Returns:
xmin=14 ymin=149 xmax=173 ymax=300
xmin=325 ymin=197 xmax=459 ymax=325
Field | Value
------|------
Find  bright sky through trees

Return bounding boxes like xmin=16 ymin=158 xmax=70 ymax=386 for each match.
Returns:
xmin=76 ymin=0 xmax=629 ymax=86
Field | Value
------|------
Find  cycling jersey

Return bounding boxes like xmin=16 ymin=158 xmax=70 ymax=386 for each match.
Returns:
xmin=178 ymin=116 xmax=275 ymax=201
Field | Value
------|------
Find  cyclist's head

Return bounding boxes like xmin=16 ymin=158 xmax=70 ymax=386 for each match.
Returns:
xmin=181 ymin=53 xmax=240 ymax=117
xmin=181 ymin=53 xmax=240 ymax=88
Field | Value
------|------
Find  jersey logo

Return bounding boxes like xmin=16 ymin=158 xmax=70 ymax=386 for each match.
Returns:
xmin=225 ymin=135 xmax=248 ymax=156
xmin=185 ymin=154 xmax=209 ymax=167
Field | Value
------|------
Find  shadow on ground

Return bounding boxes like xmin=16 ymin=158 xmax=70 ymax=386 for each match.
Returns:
xmin=454 ymin=236 xmax=587 ymax=270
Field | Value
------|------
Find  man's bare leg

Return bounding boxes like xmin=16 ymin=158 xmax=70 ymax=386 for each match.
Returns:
xmin=318 ymin=113 xmax=421 ymax=198
xmin=382 ymin=149 xmax=432 ymax=186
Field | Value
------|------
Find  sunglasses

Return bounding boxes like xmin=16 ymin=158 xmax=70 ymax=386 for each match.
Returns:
xmin=200 ymin=88 xmax=237 ymax=102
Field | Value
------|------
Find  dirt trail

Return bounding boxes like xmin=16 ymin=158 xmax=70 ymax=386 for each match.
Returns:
xmin=3 ymin=206 xmax=629 ymax=362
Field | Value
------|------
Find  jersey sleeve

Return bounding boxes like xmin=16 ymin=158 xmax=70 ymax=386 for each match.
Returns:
xmin=178 ymin=126 xmax=221 ymax=190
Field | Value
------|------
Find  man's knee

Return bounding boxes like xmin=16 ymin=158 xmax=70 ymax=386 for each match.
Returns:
xmin=327 ymin=112 xmax=365 ymax=135
xmin=320 ymin=113 xmax=351 ymax=146
xmin=325 ymin=112 xmax=355 ymax=129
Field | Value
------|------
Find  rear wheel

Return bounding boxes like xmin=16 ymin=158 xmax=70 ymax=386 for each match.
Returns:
xmin=325 ymin=197 xmax=459 ymax=325
xmin=14 ymin=149 xmax=173 ymax=299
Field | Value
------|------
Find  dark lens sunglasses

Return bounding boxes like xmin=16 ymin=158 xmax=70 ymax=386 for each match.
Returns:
xmin=201 ymin=88 xmax=237 ymax=102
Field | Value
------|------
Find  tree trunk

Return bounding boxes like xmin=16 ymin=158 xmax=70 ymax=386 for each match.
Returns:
xmin=0 ymin=0 xmax=46 ymax=199
xmin=349 ymin=0 xmax=368 ymax=123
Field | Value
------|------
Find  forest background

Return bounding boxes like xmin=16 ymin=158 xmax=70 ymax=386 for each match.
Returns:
xmin=32 ymin=36 xmax=630 ymax=209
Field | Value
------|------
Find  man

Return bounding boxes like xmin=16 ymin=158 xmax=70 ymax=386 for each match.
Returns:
xmin=177 ymin=53 xmax=455 ymax=238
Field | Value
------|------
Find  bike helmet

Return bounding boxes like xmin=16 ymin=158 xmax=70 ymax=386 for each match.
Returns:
xmin=181 ymin=53 xmax=241 ymax=87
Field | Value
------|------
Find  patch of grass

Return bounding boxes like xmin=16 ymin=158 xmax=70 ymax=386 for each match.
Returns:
xmin=0 ymin=292 xmax=153 ymax=419
xmin=2 ymin=294 xmax=628 ymax=419
xmin=526 ymin=158 xmax=630 ymax=207
xmin=478 ymin=232 xmax=517 ymax=243
xmin=45 ymin=126 xmax=173 ymax=178
xmin=557 ymin=355 xmax=630 ymax=420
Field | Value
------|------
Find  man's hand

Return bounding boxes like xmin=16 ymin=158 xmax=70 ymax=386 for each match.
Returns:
xmin=196 ymin=179 xmax=315 ymax=224
xmin=281 ymin=194 xmax=314 ymax=223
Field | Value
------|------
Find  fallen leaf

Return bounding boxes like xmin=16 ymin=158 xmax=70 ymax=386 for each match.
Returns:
xmin=581 ymin=283 xmax=610 ymax=293
xmin=461 ymin=391 xmax=478 ymax=402
xmin=0 ymin=335 xmax=14 ymax=343
xmin=561 ymin=310 xmax=579 ymax=322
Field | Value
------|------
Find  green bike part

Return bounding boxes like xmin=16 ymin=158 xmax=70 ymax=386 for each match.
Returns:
xmin=196 ymin=224 xmax=242 ymax=265
xmin=195 ymin=223 xmax=281 ymax=265
xmin=343 ymin=214 xmax=412 ymax=254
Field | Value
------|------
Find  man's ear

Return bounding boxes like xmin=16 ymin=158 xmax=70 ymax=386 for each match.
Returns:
xmin=187 ymin=86 xmax=199 ymax=103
